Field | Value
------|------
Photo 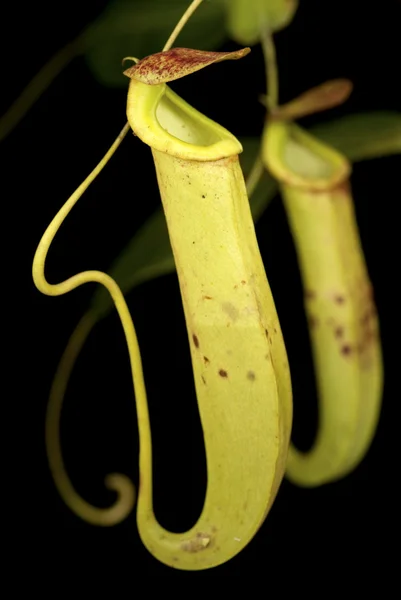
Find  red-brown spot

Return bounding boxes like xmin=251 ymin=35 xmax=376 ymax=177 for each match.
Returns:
xmin=365 ymin=330 xmax=377 ymax=343
xmin=362 ymin=308 xmax=376 ymax=325
xmin=308 ymin=316 xmax=319 ymax=328
xmin=334 ymin=294 xmax=346 ymax=304
xmin=192 ymin=334 xmax=199 ymax=348
xmin=218 ymin=369 xmax=228 ymax=378
xmin=203 ymin=295 xmax=213 ymax=300
xmin=334 ymin=326 xmax=344 ymax=338
xmin=241 ymin=280 xmax=246 ymax=285
xmin=341 ymin=344 xmax=352 ymax=355
xmin=366 ymin=285 xmax=375 ymax=300
xmin=305 ymin=290 xmax=316 ymax=300
xmin=247 ymin=371 xmax=256 ymax=381
xmin=203 ymin=356 xmax=210 ymax=365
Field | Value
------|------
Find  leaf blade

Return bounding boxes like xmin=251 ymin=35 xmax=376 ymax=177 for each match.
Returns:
xmin=91 ymin=208 xmax=175 ymax=318
xmin=310 ymin=111 xmax=401 ymax=162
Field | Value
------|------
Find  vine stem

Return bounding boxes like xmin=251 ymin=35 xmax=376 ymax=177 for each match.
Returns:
xmin=243 ymin=23 xmax=280 ymax=205
xmin=163 ymin=0 xmax=205 ymax=52
xmin=260 ymin=25 xmax=279 ymax=110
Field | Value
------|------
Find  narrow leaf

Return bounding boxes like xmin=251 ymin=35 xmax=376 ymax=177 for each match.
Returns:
xmin=240 ymin=136 xmax=279 ymax=220
xmin=271 ymin=79 xmax=353 ymax=121
xmin=310 ymin=111 xmax=401 ymax=161
xmin=91 ymin=209 xmax=175 ymax=318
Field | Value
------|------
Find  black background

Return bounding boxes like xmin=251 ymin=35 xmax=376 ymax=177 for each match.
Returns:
xmin=3 ymin=0 xmax=400 ymax=582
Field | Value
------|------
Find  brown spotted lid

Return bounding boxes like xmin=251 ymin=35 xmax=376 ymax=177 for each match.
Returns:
xmin=123 ymin=47 xmax=250 ymax=85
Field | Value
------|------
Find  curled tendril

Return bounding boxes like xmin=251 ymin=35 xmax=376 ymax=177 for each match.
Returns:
xmin=121 ymin=56 xmax=140 ymax=67
xmin=46 ymin=311 xmax=136 ymax=525
xmin=33 ymin=0 xmax=208 ymax=529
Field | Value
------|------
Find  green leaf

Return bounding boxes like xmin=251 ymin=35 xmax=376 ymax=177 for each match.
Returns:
xmin=240 ymin=136 xmax=279 ymax=220
xmin=310 ymin=111 xmax=401 ymax=162
xmin=250 ymin=170 xmax=278 ymax=221
xmin=238 ymin=136 xmax=260 ymax=172
xmin=91 ymin=135 xmax=278 ymax=317
xmin=91 ymin=208 xmax=176 ymax=318
xmin=84 ymin=0 xmax=227 ymax=88
xmin=225 ymin=0 xmax=298 ymax=45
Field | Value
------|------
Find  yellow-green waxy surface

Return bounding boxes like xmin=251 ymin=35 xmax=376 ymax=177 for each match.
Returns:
xmin=263 ymin=120 xmax=383 ymax=486
xmin=127 ymin=78 xmax=292 ymax=569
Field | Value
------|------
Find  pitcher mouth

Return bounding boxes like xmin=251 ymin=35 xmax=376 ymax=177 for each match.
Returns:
xmin=126 ymin=79 xmax=242 ymax=161
xmin=263 ymin=120 xmax=351 ymax=191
